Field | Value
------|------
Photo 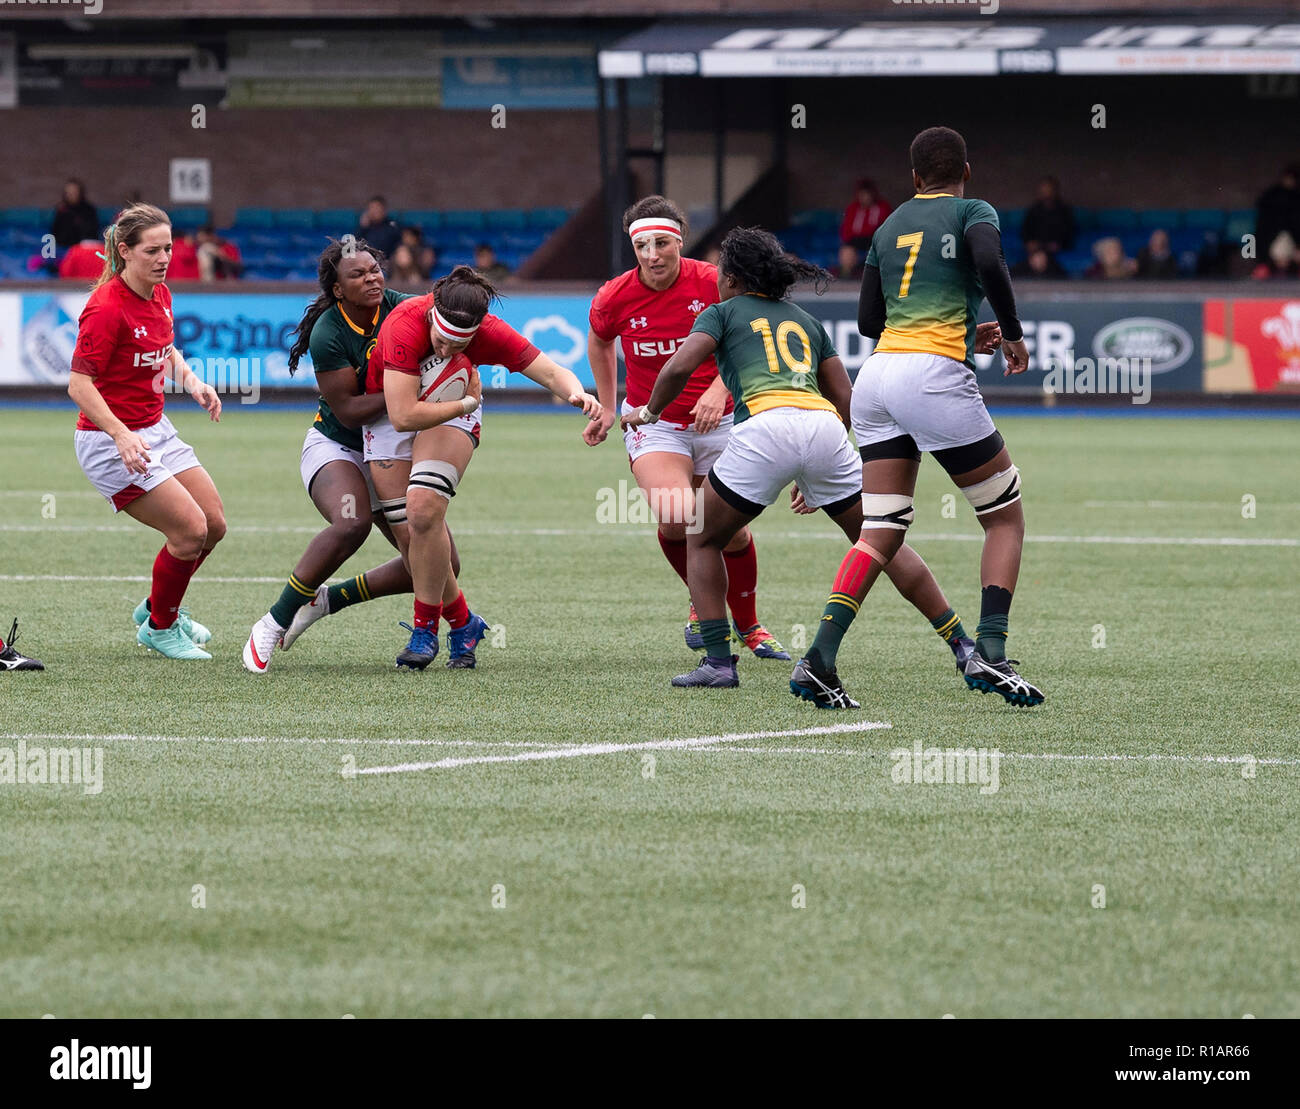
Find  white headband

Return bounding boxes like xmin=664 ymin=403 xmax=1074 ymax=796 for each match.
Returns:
xmin=429 ymin=302 xmax=480 ymax=343
xmin=629 ymin=217 xmax=683 ymax=245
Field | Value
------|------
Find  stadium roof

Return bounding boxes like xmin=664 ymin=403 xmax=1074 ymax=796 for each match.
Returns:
xmin=598 ymin=18 xmax=1300 ymax=77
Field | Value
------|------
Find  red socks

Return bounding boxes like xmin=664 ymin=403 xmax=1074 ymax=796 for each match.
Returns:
xmin=192 ymin=547 xmax=213 ymax=573
xmin=443 ymin=590 xmax=470 ymax=630
xmin=832 ymin=544 xmax=874 ymax=599
xmin=724 ymin=538 xmax=759 ymax=630
xmin=149 ymin=546 xmax=198 ymax=628
xmin=657 ymin=531 xmax=689 ymax=585
xmin=413 ymin=599 xmax=442 ymax=630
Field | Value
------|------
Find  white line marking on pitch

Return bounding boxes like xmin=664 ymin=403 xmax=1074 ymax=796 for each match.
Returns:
xmin=354 ymin=723 xmax=894 ymax=776
xmin=690 ymin=748 xmax=1300 ymax=766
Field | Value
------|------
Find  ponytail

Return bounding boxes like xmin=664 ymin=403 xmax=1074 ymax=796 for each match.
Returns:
xmin=93 ymin=203 xmax=170 ymax=289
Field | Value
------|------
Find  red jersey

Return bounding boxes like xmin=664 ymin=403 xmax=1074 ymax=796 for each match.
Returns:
xmin=364 ymin=294 xmax=540 ymax=394
xmin=70 ymin=277 xmax=175 ymax=432
xmin=588 ymin=257 xmax=730 ymax=427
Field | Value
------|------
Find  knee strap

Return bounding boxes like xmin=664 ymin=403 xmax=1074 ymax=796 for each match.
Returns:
xmin=961 ymin=465 xmax=1021 ymax=516
xmin=378 ymin=497 xmax=407 ymax=526
xmin=861 ymin=492 xmax=915 ymax=531
xmin=408 ymin=459 xmax=461 ymax=501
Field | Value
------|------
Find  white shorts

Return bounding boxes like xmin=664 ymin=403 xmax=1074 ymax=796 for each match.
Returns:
xmin=620 ymin=400 xmax=731 ymax=476
xmin=362 ymin=409 xmax=482 ymax=463
xmin=74 ymin=414 xmax=201 ymax=512
xmin=299 ymin=426 xmax=380 ymax=511
xmin=851 ymin=351 xmax=997 ymax=454
xmin=710 ymin=406 xmax=861 ymax=512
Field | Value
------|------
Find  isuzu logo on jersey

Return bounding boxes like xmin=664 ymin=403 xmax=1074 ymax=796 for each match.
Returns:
xmin=631 ymin=338 xmax=687 ymax=358
xmin=132 ymin=344 xmax=174 ymax=368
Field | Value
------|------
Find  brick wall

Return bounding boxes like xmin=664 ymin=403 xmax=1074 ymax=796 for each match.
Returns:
xmin=0 ymin=107 xmax=601 ymax=223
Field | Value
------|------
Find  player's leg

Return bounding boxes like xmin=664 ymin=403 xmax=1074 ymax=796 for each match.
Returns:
xmin=443 ymin=526 xmax=489 ymax=670
xmin=945 ymin=443 xmax=1042 ymax=706
xmin=791 ymin=456 xmax=916 ymax=706
xmin=246 ymin=459 xmax=376 ymax=671
xmin=398 ymin=426 xmax=474 ymax=670
xmin=670 ymin=478 xmax=753 ymax=689
xmin=122 ymin=478 xmax=213 ymax=660
xmin=823 ymin=489 xmax=973 ymax=674
xmin=631 ymin=448 xmax=700 ymax=642
xmin=692 ymin=418 xmax=788 ymax=661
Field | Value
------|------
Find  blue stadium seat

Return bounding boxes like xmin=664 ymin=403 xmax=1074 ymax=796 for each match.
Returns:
xmin=170 ymin=207 xmax=210 ymax=232
xmin=1074 ymin=209 xmax=1099 ymax=231
xmin=486 ymin=209 xmax=528 ymax=230
xmin=441 ymin=210 xmax=487 ymax=231
xmin=284 ymin=268 xmax=318 ymax=282
xmin=273 ymin=209 xmax=316 ymax=230
xmin=1056 ymin=250 xmax=1093 ymax=277
xmin=439 ymin=250 xmax=476 ymax=268
xmin=1139 ymin=209 xmax=1183 ymax=231
xmin=1168 ymin=229 xmax=1204 ymax=256
xmin=98 ymin=206 xmax=122 ymax=229
xmin=1094 ymin=209 xmax=1140 ymax=232
xmin=999 ymin=207 xmax=1026 ymax=233
xmin=1120 ymin=231 xmax=1151 ymax=256
xmin=1183 ymin=209 xmax=1227 ymax=233
xmin=502 ymin=231 xmax=548 ymax=252
xmin=242 ymin=267 xmax=281 ymax=281
xmin=314 ymin=208 xmax=359 ymax=234
xmin=527 ymin=207 xmax=570 ymax=230
xmin=235 ymin=207 xmax=275 ymax=229
xmin=1225 ymin=209 xmax=1255 ymax=241
xmin=1 ymin=207 xmax=47 ymax=229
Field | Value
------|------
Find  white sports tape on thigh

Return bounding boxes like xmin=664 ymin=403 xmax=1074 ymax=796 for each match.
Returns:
xmin=861 ymin=493 xmax=915 ymax=530
xmin=408 ymin=459 xmax=461 ymax=501
xmin=962 ymin=465 xmax=1021 ymax=516
xmin=378 ymin=496 xmax=407 ymax=525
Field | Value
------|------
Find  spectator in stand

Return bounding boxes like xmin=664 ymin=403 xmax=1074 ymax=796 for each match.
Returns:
xmin=1021 ymin=176 xmax=1076 ymax=261
xmin=838 ymin=177 xmax=892 ymax=278
xmin=169 ymin=232 xmax=201 ymax=281
xmin=1255 ymin=164 xmax=1300 ymax=276
xmin=1253 ymin=230 xmax=1300 ymax=279
xmin=400 ymin=225 xmax=436 ymax=278
xmin=57 ymin=239 xmax=106 ymax=281
xmin=1084 ymin=237 xmax=1137 ymax=280
xmin=1011 ymin=246 xmax=1066 ymax=279
xmin=1136 ymin=229 xmax=1179 ymax=279
xmin=1195 ymin=231 xmax=1231 ymax=278
xmin=473 ymin=242 xmax=510 ymax=283
xmin=388 ymin=244 xmax=426 ymax=286
xmin=196 ymin=227 xmax=243 ymax=281
xmin=354 ymin=195 xmax=401 ymax=261
xmin=51 ymin=179 xmax=101 ymax=249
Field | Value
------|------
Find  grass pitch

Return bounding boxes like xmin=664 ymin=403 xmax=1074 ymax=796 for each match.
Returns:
xmin=1 ymin=404 xmax=1297 ymax=1017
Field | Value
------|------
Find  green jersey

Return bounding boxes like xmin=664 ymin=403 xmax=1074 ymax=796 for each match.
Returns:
xmin=690 ymin=294 xmax=839 ymax=424
xmin=306 ymin=288 xmax=409 ymax=450
xmin=866 ymin=193 xmax=999 ymax=368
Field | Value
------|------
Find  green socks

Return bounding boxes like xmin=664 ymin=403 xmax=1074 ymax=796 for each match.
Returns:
xmin=327 ymin=574 xmax=372 ymax=613
xmin=269 ymin=574 xmax=316 ymax=628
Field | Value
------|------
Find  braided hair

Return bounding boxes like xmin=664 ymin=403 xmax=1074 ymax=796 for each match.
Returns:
xmin=288 ymin=238 xmax=386 ymax=375
xmin=717 ymin=226 xmax=831 ymax=300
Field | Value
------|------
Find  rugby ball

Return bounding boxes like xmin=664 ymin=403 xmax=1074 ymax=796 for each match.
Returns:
xmin=418 ymin=351 xmax=472 ymax=403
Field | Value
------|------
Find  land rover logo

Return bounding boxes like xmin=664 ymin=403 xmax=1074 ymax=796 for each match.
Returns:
xmin=1092 ymin=317 xmax=1193 ymax=374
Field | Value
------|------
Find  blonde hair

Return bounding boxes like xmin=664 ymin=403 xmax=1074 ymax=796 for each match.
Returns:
xmin=94 ymin=203 xmax=171 ymax=288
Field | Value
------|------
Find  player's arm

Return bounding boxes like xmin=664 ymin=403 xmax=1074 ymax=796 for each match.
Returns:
xmin=163 ymin=346 xmax=222 ymax=421
xmin=857 ymin=264 xmax=886 ymax=340
xmin=385 ymin=364 xmax=483 ymax=432
xmin=68 ymin=370 xmax=157 ymax=475
xmin=518 ymin=352 xmax=602 ymax=419
xmin=965 ymin=222 xmax=1029 ymax=375
xmin=316 ymin=366 xmax=387 ymax=429
xmin=815 ymin=354 xmax=853 ymax=430
xmin=620 ymin=332 xmax=717 ymax=430
xmin=583 ymin=329 xmax=619 ymax=445
xmin=690 ymin=373 xmax=729 ymax=434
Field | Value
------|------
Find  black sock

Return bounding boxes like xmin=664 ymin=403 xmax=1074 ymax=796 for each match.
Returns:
xmin=975 ymin=585 xmax=1013 ymax=662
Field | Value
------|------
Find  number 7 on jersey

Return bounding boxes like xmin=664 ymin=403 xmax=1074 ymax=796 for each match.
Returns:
xmin=895 ymin=232 xmax=924 ymax=298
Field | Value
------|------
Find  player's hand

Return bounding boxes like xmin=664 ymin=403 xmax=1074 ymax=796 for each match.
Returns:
xmin=690 ymin=393 xmax=726 ymax=434
xmin=191 ymin=380 xmax=222 ymax=421
xmin=113 ymin=429 xmax=151 ymax=475
xmin=790 ymin=486 xmax=817 ymax=515
xmin=582 ymin=406 xmax=615 ymax=446
xmin=1001 ymin=338 xmax=1030 ymax=376
xmin=974 ymin=321 xmax=1002 ymax=355
xmin=464 ymin=369 xmax=484 ymax=411
xmin=569 ymin=392 xmax=601 ymax=421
